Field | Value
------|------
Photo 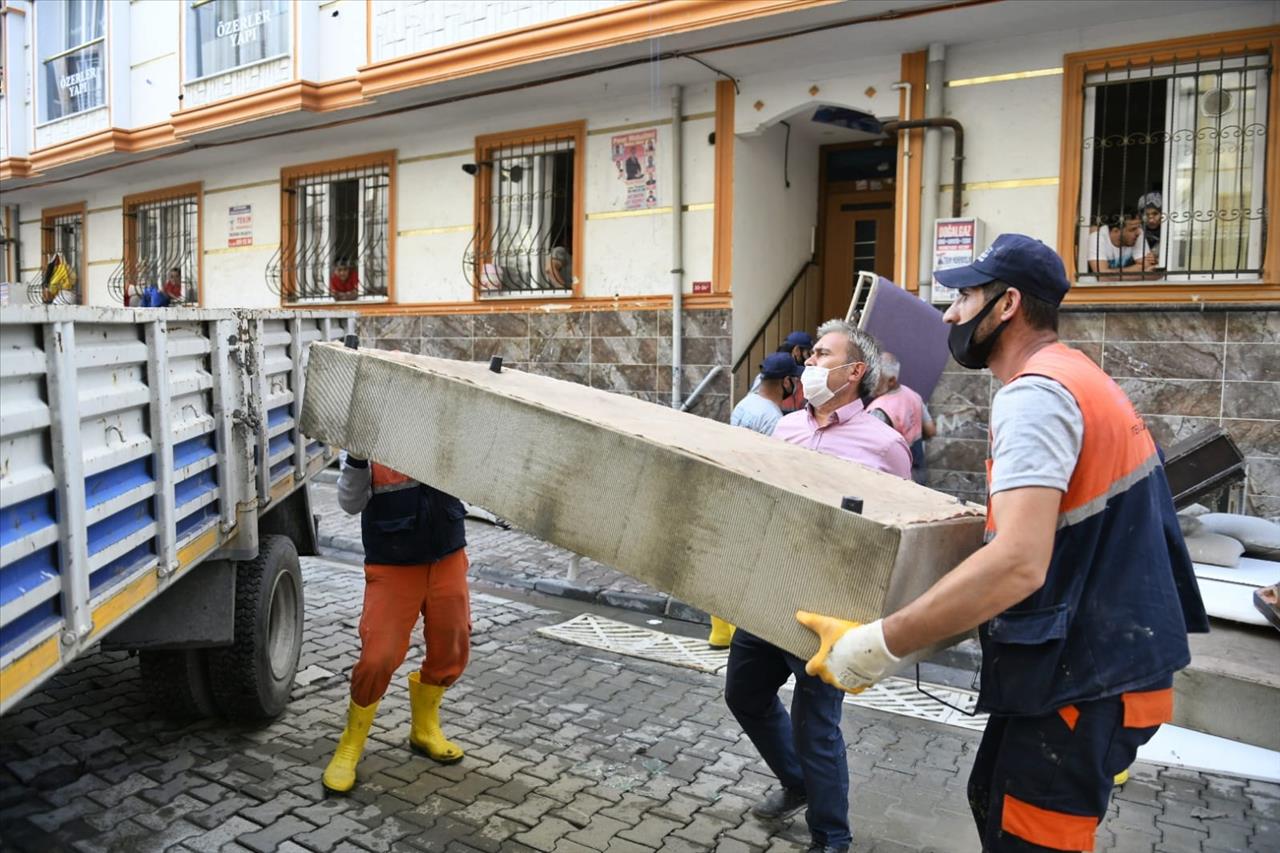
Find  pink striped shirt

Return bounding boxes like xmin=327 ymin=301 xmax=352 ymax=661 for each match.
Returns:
xmin=772 ymin=398 xmax=913 ymax=479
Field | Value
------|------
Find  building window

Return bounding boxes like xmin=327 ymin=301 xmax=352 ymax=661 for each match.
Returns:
xmin=37 ymin=0 xmax=106 ymax=124
xmin=1068 ymin=36 xmax=1271 ymax=286
xmin=465 ymin=122 xmax=584 ymax=298
xmin=186 ymin=0 xmax=290 ymax=82
xmin=110 ymin=185 xmax=202 ymax=306
xmin=268 ymin=152 xmax=393 ymax=304
xmin=28 ymin=204 xmax=86 ymax=305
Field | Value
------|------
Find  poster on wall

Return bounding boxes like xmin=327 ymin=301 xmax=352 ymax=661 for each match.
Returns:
xmin=931 ymin=217 xmax=983 ymax=304
xmin=611 ymin=129 xmax=658 ymax=211
xmin=228 ymin=205 xmax=253 ymax=248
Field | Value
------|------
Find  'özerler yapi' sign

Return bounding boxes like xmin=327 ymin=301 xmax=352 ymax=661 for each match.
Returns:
xmin=217 ymin=9 xmax=272 ymax=47
xmin=188 ymin=0 xmax=290 ymax=80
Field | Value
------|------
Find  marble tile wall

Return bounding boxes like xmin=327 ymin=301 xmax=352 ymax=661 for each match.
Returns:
xmin=356 ymin=307 xmax=733 ymax=423
xmin=924 ymin=308 xmax=1280 ymax=518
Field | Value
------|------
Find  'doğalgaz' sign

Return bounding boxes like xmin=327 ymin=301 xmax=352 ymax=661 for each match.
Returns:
xmin=187 ymin=0 xmax=290 ymax=80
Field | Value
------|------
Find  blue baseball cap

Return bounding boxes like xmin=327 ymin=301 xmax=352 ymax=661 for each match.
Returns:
xmin=761 ymin=352 xmax=804 ymax=379
xmin=934 ymin=233 xmax=1071 ymax=306
xmin=783 ymin=331 xmax=813 ymax=350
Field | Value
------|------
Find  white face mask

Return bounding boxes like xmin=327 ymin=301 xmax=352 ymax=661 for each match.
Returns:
xmin=801 ymin=361 xmax=857 ymax=408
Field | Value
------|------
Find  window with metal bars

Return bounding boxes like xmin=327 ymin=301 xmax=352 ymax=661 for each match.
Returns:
xmin=27 ymin=206 xmax=85 ymax=305
xmin=464 ymin=127 xmax=580 ymax=297
xmin=110 ymin=190 xmax=201 ymax=306
xmin=268 ymin=157 xmax=391 ymax=303
xmin=1077 ymin=50 xmax=1269 ymax=283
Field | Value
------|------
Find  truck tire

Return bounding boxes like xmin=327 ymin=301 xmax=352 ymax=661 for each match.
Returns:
xmin=207 ymin=534 xmax=304 ymax=721
xmin=138 ymin=649 xmax=218 ymax=718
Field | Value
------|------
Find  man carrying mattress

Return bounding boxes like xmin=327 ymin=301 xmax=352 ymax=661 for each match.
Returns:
xmin=798 ymin=233 xmax=1207 ymax=853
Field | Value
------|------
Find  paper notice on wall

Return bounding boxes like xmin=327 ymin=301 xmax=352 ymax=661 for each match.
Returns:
xmin=611 ymin=129 xmax=658 ymax=211
xmin=931 ymin=217 xmax=982 ymax=304
xmin=228 ymin=205 xmax=253 ymax=248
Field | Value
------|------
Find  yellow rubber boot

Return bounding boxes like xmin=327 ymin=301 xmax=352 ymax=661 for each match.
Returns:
xmin=322 ymin=698 xmax=380 ymax=794
xmin=708 ymin=616 xmax=736 ymax=649
xmin=1114 ymin=768 xmax=1130 ymax=786
xmin=408 ymin=672 xmax=464 ymax=764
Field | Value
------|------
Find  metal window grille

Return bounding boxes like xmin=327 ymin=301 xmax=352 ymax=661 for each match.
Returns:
xmin=27 ymin=212 xmax=83 ymax=304
xmin=267 ymin=162 xmax=390 ymax=303
xmin=464 ymin=135 xmax=576 ymax=297
xmin=109 ymin=194 xmax=200 ymax=305
xmin=1077 ymin=50 xmax=1269 ymax=282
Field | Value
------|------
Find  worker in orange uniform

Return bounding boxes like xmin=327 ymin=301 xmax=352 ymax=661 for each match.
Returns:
xmin=322 ymin=452 xmax=472 ymax=794
xmin=798 ymin=234 xmax=1207 ymax=853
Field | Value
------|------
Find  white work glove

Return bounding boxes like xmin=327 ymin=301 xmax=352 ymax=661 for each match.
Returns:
xmin=796 ymin=612 xmax=900 ymax=693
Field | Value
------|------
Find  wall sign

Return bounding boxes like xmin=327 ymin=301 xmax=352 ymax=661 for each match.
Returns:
xmin=611 ymin=129 xmax=658 ymax=211
xmin=228 ymin=205 xmax=253 ymax=248
xmin=931 ymin=217 xmax=983 ymax=304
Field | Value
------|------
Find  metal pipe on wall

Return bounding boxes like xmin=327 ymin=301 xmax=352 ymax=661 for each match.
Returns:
xmin=890 ymin=82 xmax=911 ymax=288
xmin=671 ymin=85 xmax=685 ymax=410
xmin=918 ymin=43 xmax=946 ymax=299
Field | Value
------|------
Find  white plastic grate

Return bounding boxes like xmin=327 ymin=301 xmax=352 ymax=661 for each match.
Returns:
xmin=537 ymin=612 xmax=731 ymax=673
xmin=537 ymin=613 xmax=986 ymax=728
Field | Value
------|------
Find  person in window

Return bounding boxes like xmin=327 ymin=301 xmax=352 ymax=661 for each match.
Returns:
xmin=1087 ymin=211 xmax=1159 ymax=278
xmin=162 ymin=267 xmax=184 ymax=303
xmin=545 ymin=246 xmax=572 ymax=288
xmin=1137 ymin=192 xmax=1163 ymax=258
xmin=330 ymin=257 xmax=360 ymax=301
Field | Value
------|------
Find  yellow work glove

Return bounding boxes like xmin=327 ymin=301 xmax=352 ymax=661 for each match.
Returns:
xmin=796 ymin=612 xmax=899 ymax=694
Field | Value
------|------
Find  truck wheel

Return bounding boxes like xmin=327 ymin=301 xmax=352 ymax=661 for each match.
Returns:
xmin=138 ymin=649 xmax=218 ymax=718
xmin=208 ymin=534 xmax=305 ymax=721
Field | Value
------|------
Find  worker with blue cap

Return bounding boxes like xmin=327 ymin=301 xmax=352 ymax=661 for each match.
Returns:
xmin=796 ymin=234 xmax=1207 ymax=853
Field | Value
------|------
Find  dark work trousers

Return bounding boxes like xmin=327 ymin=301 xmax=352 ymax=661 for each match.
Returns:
xmin=968 ymin=684 xmax=1170 ymax=852
xmin=724 ymin=629 xmax=851 ymax=848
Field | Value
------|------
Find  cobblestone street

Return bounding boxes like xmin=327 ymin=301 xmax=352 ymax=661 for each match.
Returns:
xmin=2 ymin=552 xmax=1276 ymax=853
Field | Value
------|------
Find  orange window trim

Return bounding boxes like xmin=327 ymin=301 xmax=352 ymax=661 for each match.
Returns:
xmin=472 ymin=121 xmax=585 ymax=303
xmin=1057 ymin=26 xmax=1280 ymax=306
xmin=1001 ymin=794 xmax=1098 ymax=852
xmin=278 ymin=150 xmax=398 ymax=307
xmin=1121 ymin=687 xmax=1174 ymax=729
xmin=896 ymin=49 xmax=927 ymax=293
xmin=341 ymin=292 xmax=730 ymax=316
xmin=712 ymin=79 xmax=734 ymax=295
xmin=41 ymin=202 xmax=87 ymax=306
xmin=122 ymin=182 xmax=205 ymax=307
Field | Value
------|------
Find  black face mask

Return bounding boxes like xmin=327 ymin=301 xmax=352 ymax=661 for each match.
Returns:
xmin=948 ymin=290 xmax=1010 ymax=370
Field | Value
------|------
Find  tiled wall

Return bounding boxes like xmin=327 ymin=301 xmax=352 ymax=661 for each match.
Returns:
xmin=356 ymin=307 xmax=733 ymax=422
xmin=926 ymin=308 xmax=1280 ymax=519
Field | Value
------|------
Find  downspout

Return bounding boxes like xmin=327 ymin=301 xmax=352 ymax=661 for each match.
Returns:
xmin=671 ymin=85 xmax=685 ymax=409
xmin=889 ymin=82 xmax=911 ymax=287
xmin=918 ymin=43 xmax=946 ymax=300
xmin=880 ymin=117 xmax=964 ymax=217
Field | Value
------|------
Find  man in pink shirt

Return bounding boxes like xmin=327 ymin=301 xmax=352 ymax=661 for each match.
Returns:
xmin=725 ymin=319 xmax=909 ymax=853
xmin=867 ymin=352 xmax=935 ymax=483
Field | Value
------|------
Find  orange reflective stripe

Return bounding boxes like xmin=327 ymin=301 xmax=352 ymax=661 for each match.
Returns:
xmin=371 ymin=462 xmax=414 ymax=490
xmin=1001 ymin=794 xmax=1098 ymax=851
xmin=1057 ymin=704 xmax=1079 ymax=731
xmin=1122 ymin=687 xmax=1174 ymax=729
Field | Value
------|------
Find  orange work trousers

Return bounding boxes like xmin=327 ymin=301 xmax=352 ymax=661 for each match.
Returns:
xmin=350 ymin=548 xmax=471 ymax=706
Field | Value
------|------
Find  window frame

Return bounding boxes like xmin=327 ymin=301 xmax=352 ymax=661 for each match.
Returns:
xmin=1057 ymin=26 xmax=1280 ymax=304
xmin=122 ymin=182 xmax=205 ymax=307
xmin=39 ymin=201 xmax=87 ymax=305
xmin=275 ymin=150 xmax=397 ymax=307
xmin=471 ymin=120 xmax=585 ymax=302
xmin=183 ymin=0 xmax=292 ymax=86
xmin=34 ymin=0 xmax=107 ymax=126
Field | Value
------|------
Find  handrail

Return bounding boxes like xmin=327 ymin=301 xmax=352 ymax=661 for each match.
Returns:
xmin=731 ymin=257 xmax=816 ymax=375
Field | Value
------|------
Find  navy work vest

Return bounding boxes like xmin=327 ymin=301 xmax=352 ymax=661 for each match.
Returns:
xmin=360 ymin=462 xmax=467 ymax=566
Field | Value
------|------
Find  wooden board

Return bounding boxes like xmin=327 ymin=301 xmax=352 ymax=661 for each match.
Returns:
xmin=300 ymin=344 xmax=986 ymax=660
